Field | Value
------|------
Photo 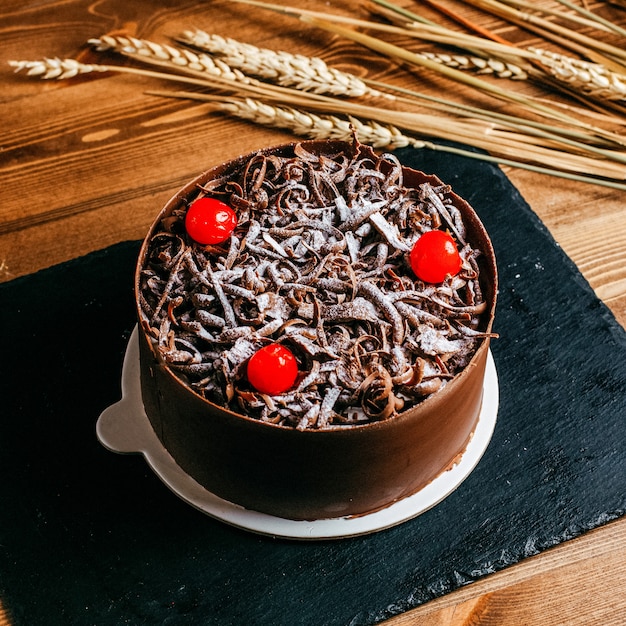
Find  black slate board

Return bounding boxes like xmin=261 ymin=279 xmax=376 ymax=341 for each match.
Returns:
xmin=1 ymin=145 xmax=625 ymax=626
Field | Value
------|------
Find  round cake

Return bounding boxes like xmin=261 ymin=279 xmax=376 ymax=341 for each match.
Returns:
xmin=135 ymin=139 xmax=497 ymax=520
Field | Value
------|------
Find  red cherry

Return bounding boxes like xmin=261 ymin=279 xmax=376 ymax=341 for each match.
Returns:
xmin=410 ymin=230 xmax=461 ymax=283
xmin=185 ymin=197 xmax=237 ymax=244
xmin=247 ymin=344 xmax=298 ymax=395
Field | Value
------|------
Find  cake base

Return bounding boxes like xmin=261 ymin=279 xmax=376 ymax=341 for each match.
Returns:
xmin=97 ymin=327 xmax=498 ymax=539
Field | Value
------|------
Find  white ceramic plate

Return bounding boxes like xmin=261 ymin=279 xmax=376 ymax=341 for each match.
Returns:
xmin=97 ymin=327 xmax=498 ymax=540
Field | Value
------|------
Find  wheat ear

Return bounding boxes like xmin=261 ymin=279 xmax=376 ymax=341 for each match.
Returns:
xmin=218 ymin=97 xmax=413 ymax=148
xmin=8 ymin=56 xmax=252 ymax=93
xmin=418 ymin=51 xmax=527 ymax=80
xmin=176 ymin=29 xmax=388 ymax=98
xmin=530 ymin=48 xmax=626 ymax=102
xmin=89 ymin=35 xmax=254 ymax=86
xmin=9 ymin=58 xmax=110 ymax=79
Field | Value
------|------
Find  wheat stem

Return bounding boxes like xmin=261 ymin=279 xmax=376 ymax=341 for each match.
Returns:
xmin=399 ymin=0 xmax=513 ymax=44
xmin=481 ymin=0 xmax=618 ymax=33
xmin=232 ymin=0 xmax=527 ymax=68
xmin=554 ymin=0 xmax=626 ymax=38
xmin=508 ymin=0 xmax=626 ymax=37
xmin=364 ymin=78 xmax=626 ymax=152
xmin=236 ymin=0 xmax=534 ymax=62
xmin=464 ymin=0 xmax=626 ymax=70
xmin=386 ymin=22 xmax=626 ymax=104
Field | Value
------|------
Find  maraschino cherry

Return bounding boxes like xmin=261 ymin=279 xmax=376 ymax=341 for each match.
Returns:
xmin=185 ymin=197 xmax=237 ymax=245
xmin=247 ymin=344 xmax=298 ymax=395
xmin=410 ymin=230 xmax=461 ymax=284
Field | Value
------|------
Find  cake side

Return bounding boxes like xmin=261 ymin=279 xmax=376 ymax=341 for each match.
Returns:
xmin=138 ymin=327 xmax=489 ymax=519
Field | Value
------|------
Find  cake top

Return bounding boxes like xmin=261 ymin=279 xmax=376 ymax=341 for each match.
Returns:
xmin=138 ymin=141 xmax=493 ymax=429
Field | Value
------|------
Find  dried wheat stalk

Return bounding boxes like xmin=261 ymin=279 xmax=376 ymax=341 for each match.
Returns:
xmin=217 ymin=96 xmax=413 ymax=148
xmin=178 ymin=28 xmax=527 ymax=93
xmin=364 ymin=78 xmax=626 ymax=157
xmin=90 ymin=34 xmax=385 ymax=107
xmin=418 ymin=51 xmax=527 ymax=80
xmin=149 ymin=90 xmax=626 ymax=189
xmin=176 ymin=29 xmax=388 ymax=98
xmin=89 ymin=35 xmax=254 ymax=86
xmin=8 ymin=55 xmax=254 ymax=93
xmin=530 ymin=48 xmax=626 ymax=102
xmin=9 ymin=58 xmax=110 ymax=79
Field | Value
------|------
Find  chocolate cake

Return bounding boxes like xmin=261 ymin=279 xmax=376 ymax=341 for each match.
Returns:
xmin=135 ymin=139 xmax=497 ymax=520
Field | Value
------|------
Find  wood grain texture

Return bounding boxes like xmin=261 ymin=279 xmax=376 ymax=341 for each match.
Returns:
xmin=1 ymin=1 xmax=625 ymax=624
xmin=386 ymin=519 xmax=626 ymax=625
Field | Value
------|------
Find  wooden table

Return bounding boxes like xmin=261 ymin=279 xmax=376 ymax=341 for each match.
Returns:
xmin=2 ymin=1 xmax=625 ymax=623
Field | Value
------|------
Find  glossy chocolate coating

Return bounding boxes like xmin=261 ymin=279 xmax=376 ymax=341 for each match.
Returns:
xmin=135 ymin=140 xmax=497 ymax=520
